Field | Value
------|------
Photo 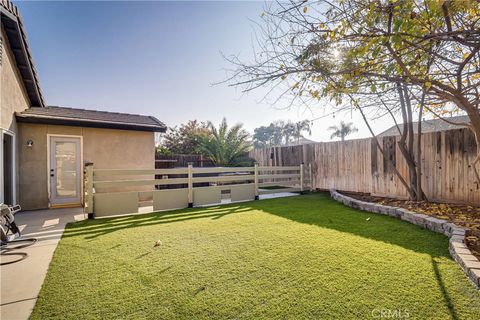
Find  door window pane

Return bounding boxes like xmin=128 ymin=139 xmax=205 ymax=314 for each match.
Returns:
xmin=55 ymin=142 xmax=77 ymax=197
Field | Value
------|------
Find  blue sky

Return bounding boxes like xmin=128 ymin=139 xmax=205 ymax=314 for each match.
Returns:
xmin=16 ymin=1 xmax=393 ymax=141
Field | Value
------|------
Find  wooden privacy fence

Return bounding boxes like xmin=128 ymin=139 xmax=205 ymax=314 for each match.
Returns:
xmin=84 ymin=164 xmax=312 ymax=218
xmin=249 ymin=128 xmax=479 ymax=205
xmin=155 ymin=154 xmax=214 ymax=169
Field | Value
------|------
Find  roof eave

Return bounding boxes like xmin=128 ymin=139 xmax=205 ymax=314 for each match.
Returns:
xmin=15 ymin=113 xmax=167 ymax=132
xmin=1 ymin=2 xmax=45 ymax=107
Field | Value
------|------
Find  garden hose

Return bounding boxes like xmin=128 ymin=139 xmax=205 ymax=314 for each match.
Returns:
xmin=0 ymin=238 xmax=37 ymax=266
xmin=0 ymin=251 xmax=28 ymax=265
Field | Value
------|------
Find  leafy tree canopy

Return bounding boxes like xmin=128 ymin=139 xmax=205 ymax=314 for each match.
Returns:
xmin=227 ymin=0 xmax=480 ymax=187
xmin=160 ymin=120 xmax=210 ymax=155
xmin=253 ymin=119 xmax=312 ymax=148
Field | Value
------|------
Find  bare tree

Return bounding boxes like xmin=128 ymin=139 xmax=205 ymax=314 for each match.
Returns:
xmin=224 ymin=0 xmax=480 ymax=199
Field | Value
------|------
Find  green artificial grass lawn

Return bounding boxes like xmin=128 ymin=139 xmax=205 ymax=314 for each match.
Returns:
xmin=32 ymin=193 xmax=480 ymax=319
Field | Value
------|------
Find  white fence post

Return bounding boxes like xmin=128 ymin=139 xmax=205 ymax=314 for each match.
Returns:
xmin=187 ymin=163 xmax=193 ymax=207
xmin=85 ymin=163 xmax=94 ymax=219
xmin=300 ymin=163 xmax=304 ymax=193
xmin=254 ymin=163 xmax=259 ymax=200
xmin=83 ymin=165 xmax=306 ymax=217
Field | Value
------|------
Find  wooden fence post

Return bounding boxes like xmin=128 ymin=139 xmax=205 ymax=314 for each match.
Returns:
xmin=254 ymin=163 xmax=259 ymax=200
xmin=188 ymin=163 xmax=193 ymax=207
xmin=308 ymin=162 xmax=313 ymax=192
xmin=85 ymin=163 xmax=94 ymax=219
xmin=300 ymin=163 xmax=304 ymax=193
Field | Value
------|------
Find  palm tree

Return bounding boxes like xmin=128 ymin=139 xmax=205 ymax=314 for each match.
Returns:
xmin=292 ymin=120 xmax=312 ymax=144
xmin=328 ymin=121 xmax=358 ymax=141
xmin=199 ymin=118 xmax=252 ymax=166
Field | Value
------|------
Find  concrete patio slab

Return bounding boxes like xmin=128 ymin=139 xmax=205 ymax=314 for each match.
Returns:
xmin=258 ymin=192 xmax=300 ymax=200
xmin=1 ymin=207 xmax=85 ymax=320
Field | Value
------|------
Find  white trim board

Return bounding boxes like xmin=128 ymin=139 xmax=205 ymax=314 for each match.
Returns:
xmin=1 ymin=129 xmax=17 ymax=205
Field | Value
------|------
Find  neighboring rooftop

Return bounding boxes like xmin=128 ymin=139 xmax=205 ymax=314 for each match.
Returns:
xmin=378 ymin=115 xmax=470 ymax=137
xmin=1 ymin=0 xmax=45 ymax=107
xmin=16 ymin=106 xmax=167 ymax=132
xmin=283 ymin=137 xmax=317 ymax=146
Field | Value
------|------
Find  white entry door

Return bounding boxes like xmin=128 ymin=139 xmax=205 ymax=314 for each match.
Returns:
xmin=49 ymin=136 xmax=82 ymax=205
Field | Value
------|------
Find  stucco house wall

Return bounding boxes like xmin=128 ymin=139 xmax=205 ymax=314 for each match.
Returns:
xmin=18 ymin=123 xmax=155 ymax=210
xmin=1 ymin=25 xmax=31 ymax=205
xmin=2 ymin=1 xmax=164 ymax=211
xmin=0 ymin=26 xmax=30 ymax=131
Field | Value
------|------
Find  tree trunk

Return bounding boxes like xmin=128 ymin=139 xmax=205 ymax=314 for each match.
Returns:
xmin=403 ymin=85 xmax=418 ymax=196
xmin=396 ymin=83 xmax=419 ymax=199
xmin=464 ymin=107 xmax=480 ymax=184
xmin=357 ymin=105 xmax=415 ymax=196
xmin=416 ymin=92 xmax=426 ymax=201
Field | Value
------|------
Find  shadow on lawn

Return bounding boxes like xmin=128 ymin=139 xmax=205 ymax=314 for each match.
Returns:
xmin=65 ymin=193 xmax=449 ymax=259
xmin=254 ymin=193 xmax=451 ymax=259
xmin=431 ymin=257 xmax=459 ymax=320
xmin=62 ymin=192 xmax=460 ymax=319
xmin=63 ymin=205 xmax=252 ymax=240
xmin=256 ymin=193 xmax=459 ymax=320
xmin=259 ymin=193 xmax=463 ymax=320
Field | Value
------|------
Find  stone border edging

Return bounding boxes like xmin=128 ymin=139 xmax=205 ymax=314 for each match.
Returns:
xmin=329 ymin=189 xmax=480 ymax=289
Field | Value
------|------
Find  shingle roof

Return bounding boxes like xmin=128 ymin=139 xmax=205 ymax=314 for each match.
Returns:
xmin=283 ymin=137 xmax=317 ymax=146
xmin=16 ymin=106 xmax=167 ymax=132
xmin=378 ymin=115 xmax=470 ymax=137
xmin=1 ymin=0 xmax=45 ymax=107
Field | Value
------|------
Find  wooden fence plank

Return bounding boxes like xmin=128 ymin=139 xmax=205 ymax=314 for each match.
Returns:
xmin=249 ymin=128 xmax=478 ymax=205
